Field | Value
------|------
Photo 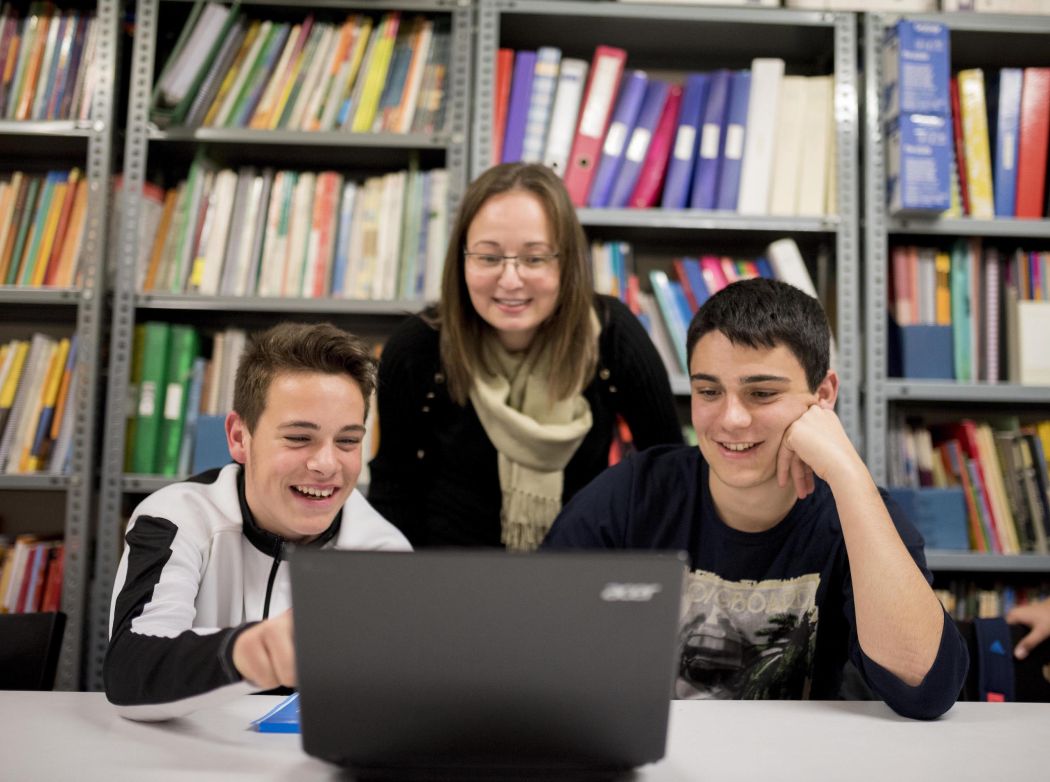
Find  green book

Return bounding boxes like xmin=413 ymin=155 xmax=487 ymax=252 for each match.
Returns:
xmin=17 ymin=171 xmax=61 ymax=285
xmin=123 ymin=324 xmax=147 ymax=472
xmin=151 ymin=1 xmax=243 ymax=127
xmin=131 ymin=322 xmax=172 ymax=475
xmin=157 ymin=325 xmax=200 ymax=476
xmin=5 ymin=177 xmax=41 ymax=285
xmin=949 ymin=239 xmax=972 ymax=383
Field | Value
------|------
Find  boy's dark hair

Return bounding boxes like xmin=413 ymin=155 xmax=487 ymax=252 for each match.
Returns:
xmin=233 ymin=322 xmax=377 ymax=432
xmin=686 ymin=278 xmax=831 ymax=392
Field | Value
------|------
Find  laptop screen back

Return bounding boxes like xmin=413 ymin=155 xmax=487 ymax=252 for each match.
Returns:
xmin=290 ymin=549 xmax=687 ymax=773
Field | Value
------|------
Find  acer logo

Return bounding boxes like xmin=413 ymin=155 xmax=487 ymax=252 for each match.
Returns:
xmin=600 ymin=583 xmax=663 ymax=602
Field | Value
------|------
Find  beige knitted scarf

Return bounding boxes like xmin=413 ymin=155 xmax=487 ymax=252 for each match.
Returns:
xmin=469 ymin=311 xmax=600 ymax=551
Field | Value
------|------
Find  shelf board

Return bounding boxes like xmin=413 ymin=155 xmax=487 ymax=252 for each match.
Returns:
xmin=887 ymin=216 xmax=1050 ymax=238
xmin=578 ymin=209 xmax=838 ymax=233
xmin=884 ymin=380 xmax=1050 ymax=404
xmin=0 ymin=287 xmax=82 ymax=306
xmin=135 ymin=294 xmax=425 ymax=315
xmin=0 ymin=120 xmax=93 ymax=137
xmin=148 ymin=127 xmax=453 ymax=149
xmin=0 ymin=474 xmax=70 ymax=491
xmin=902 ymin=12 xmax=1050 ymax=35
xmin=927 ymin=551 xmax=1050 ymax=573
xmin=122 ymin=475 xmax=178 ymax=494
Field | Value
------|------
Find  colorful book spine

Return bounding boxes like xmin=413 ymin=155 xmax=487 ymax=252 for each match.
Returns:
xmin=501 ymin=49 xmax=537 ymax=164
xmin=607 ymin=78 xmax=668 ymax=209
xmin=715 ymin=70 xmax=751 ymax=212
xmin=689 ymin=69 xmax=730 ymax=210
xmin=661 ymin=73 xmax=708 ymax=210
xmin=587 ymin=69 xmax=647 ymax=209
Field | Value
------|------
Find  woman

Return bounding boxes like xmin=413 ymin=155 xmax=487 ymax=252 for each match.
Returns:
xmin=368 ymin=162 xmax=682 ymax=549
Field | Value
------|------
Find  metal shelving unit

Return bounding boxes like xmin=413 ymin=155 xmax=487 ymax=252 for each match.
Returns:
xmin=87 ymin=0 xmax=472 ymax=690
xmin=0 ymin=0 xmax=118 ymax=690
xmin=863 ymin=12 xmax=1050 ymax=594
xmin=472 ymin=0 xmax=861 ymax=445
xmin=864 ymin=10 xmax=1050 ymax=485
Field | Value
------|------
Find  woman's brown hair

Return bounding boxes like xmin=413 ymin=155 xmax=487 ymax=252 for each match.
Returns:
xmin=436 ymin=163 xmax=596 ymax=405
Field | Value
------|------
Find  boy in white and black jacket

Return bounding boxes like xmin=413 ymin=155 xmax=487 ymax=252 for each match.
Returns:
xmin=105 ymin=323 xmax=410 ymax=721
xmin=544 ymin=278 xmax=968 ymax=720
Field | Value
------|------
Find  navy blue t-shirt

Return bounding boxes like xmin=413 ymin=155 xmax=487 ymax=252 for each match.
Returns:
xmin=543 ymin=445 xmax=968 ymax=719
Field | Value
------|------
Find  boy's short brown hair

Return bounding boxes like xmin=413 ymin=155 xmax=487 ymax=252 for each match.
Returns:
xmin=233 ymin=322 xmax=376 ymax=432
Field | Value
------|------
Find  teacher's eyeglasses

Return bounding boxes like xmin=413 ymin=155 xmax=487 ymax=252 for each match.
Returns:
xmin=463 ymin=250 xmax=559 ymax=279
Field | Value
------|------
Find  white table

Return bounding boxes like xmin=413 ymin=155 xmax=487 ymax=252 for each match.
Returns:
xmin=3 ymin=693 xmax=1049 ymax=781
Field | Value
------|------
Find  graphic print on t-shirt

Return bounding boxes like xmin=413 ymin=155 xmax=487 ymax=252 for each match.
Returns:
xmin=676 ymin=570 xmax=819 ymax=700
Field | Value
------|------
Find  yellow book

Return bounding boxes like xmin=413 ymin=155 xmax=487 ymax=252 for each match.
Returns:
xmin=350 ymin=13 xmax=399 ymax=133
xmin=21 ymin=337 xmax=69 ymax=472
xmin=935 ymin=251 xmax=952 ymax=326
xmin=203 ymin=20 xmax=262 ymax=127
xmin=329 ymin=16 xmax=372 ymax=129
xmin=1037 ymin=421 xmax=1050 ymax=477
xmin=28 ymin=180 xmax=67 ymax=287
xmin=956 ymin=69 xmax=994 ymax=219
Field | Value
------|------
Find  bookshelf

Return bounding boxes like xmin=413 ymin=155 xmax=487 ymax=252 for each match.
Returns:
xmin=863 ymin=11 xmax=1050 ymax=610
xmin=472 ymin=0 xmax=861 ymax=446
xmin=864 ymin=10 xmax=1050 ymax=483
xmin=0 ymin=0 xmax=119 ymax=690
xmin=86 ymin=0 xmax=471 ymax=689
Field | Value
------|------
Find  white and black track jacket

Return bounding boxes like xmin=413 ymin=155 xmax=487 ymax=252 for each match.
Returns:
xmin=105 ymin=463 xmax=410 ymax=721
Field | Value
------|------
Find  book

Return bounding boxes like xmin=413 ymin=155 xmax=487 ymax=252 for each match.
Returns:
xmin=689 ymin=69 xmax=730 ymax=210
xmin=491 ymin=47 xmax=514 ymax=165
xmin=661 ymin=73 xmax=708 ymax=210
xmin=607 ymin=78 xmax=668 ymax=209
xmin=1015 ymin=300 xmax=1050 ymax=386
xmin=1015 ymin=68 xmax=1050 ymax=218
xmin=563 ymin=45 xmax=627 ymax=207
xmin=541 ymin=58 xmax=588 ymax=177
xmin=627 ymin=84 xmax=681 ymax=209
xmin=715 ymin=70 xmax=751 ymax=212
xmin=648 ymin=269 xmax=688 ymax=374
xmin=956 ymin=69 xmax=995 ymax=219
xmin=737 ymin=58 xmax=784 ymax=215
xmin=768 ymin=76 xmax=807 ymax=216
xmin=587 ymin=69 xmax=647 ymax=209
xmin=250 ymin=692 xmax=300 ymax=733
xmin=350 ymin=12 xmax=399 ymax=133
xmin=520 ymin=46 xmax=560 ymax=164
xmin=131 ymin=322 xmax=172 ymax=475
xmin=500 ymin=49 xmax=537 ymax=164
xmin=157 ymin=325 xmax=199 ymax=476
xmin=796 ymin=76 xmax=833 ymax=217
xmin=991 ymin=68 xmax=1023 ymax=218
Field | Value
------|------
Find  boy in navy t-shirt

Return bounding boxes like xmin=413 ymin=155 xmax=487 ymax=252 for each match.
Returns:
xmin=545 ymin=278 xmax=967 ymax=719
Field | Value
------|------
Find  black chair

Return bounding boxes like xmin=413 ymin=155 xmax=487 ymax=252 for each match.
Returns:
xmin=0 ymin=611 xmax=66 ymax=690
xmin=956 ymin=618 xmax=1050 ymax=702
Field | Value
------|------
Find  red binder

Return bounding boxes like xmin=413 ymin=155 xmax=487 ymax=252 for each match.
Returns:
xmin=1015 ymin=67 xmax=1050 ymax=218
xmin=562 ymin=45 xmax=627 ymax=206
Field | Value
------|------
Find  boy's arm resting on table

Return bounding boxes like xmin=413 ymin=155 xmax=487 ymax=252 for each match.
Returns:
xmin=780 ymin=405 xmax=968 ymax=719
xmin=104 ymin=514 xmax=259 ymax=720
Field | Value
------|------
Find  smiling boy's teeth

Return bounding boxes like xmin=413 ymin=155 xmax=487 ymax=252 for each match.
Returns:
xmin=294 ymin=485 xmax=334 ymax=498
xmin=723 ymin=443 xmax=756 ymax=452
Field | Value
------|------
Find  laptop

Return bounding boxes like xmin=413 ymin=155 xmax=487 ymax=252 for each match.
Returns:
xmin=289 ymin=548 xmax=687 ymax=779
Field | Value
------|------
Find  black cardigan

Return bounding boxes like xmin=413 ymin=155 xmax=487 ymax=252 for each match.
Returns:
xmin=367 ymin=295 xmax=684 ymax=547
